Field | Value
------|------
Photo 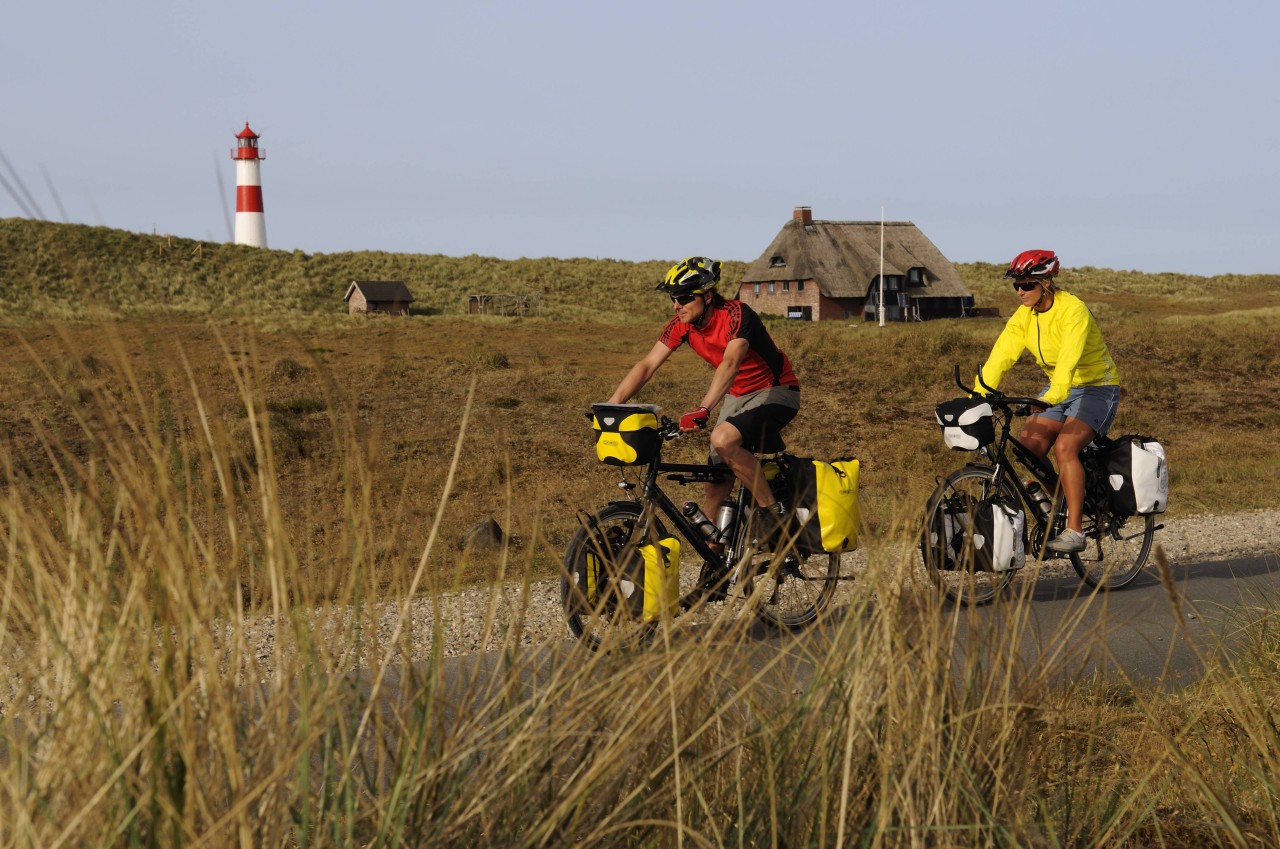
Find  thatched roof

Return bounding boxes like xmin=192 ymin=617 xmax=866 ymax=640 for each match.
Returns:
xmin=741 ymin=218 xmax=969 ymax=299
xmin=345 ymin=280 xmax=414 ymax=302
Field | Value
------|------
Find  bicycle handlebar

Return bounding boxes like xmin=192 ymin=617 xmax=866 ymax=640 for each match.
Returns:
xmin=658 ymin=417 xmax=684 ymax=441
xmin=952 ymin=364 xmax=1048 ymax=415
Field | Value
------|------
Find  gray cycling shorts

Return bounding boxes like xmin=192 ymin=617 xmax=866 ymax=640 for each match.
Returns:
xmin=1034 ymin=384 xmax=1121 ymax=435
xmin=709 ymin=385 xmax=800 ymax=463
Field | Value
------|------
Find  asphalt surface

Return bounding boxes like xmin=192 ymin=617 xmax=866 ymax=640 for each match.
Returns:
xmin=938 ymin=552 xmax=1280 ymax=689
xmin=336 ymin=550 xmax=1280 ymax=746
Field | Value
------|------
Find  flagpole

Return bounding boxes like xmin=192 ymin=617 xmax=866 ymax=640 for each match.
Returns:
xmin=878 ymin=206 xmax=885 ymax=327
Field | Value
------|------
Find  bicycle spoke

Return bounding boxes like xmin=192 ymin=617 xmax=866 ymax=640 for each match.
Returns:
xmin=751 ymin=546 xmax=839 ymax=630
xmin=1071 ymin=511 xmax=1154 ymax=589
xmin=919 ymin=465 xmax=1017 ymax=606
xmin=560 ymin=502 xmax=657 ymax=651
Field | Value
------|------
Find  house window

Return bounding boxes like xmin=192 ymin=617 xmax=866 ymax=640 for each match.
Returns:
xmin=770 ymin=254 xmax=786 ymax=267
xmin=768 ymin=282 xmax=776 ymax=293
xmin=908 ymin=267 xmax=923 ymax=285
xmin=753 ymin=283 xmax=762 ymax=294
xmin=781 ymin=281 xmax=790 ymax=292
xmin=797 ymin=281 xmax=805 ymax=291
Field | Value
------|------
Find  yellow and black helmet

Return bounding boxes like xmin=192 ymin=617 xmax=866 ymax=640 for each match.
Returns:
xmin=656 ymin=256 xmax=722 ymax=297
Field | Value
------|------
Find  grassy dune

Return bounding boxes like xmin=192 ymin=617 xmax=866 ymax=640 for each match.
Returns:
xmin=2 ymin=219 xmax=1280 ymax=846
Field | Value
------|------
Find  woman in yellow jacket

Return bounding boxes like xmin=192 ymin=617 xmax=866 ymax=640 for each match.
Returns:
xmin=976 ymin=250 xmax=1120 ymax=553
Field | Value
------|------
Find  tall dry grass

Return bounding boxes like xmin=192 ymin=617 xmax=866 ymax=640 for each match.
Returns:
xmin=3 ymin=295 xmax=1280 ymax=594
xmin=3 ymin=327 xmax=1280 ymax=847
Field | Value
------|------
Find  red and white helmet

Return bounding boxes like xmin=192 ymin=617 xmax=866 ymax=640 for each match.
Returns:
xmin=1004 ymin=249 xmax=1060 ymax=280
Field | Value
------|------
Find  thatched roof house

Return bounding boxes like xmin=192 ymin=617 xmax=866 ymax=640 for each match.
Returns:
xmin=738 ymin=207 xmax=973 ymax=321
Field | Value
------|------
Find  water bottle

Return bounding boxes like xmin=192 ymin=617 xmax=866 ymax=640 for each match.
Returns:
xmin=714 ymin=502 xmax=738 ymax=544
xmin=682 ymin=501 xmax=718 ymax=540
xmin=1025 ymin=480 xmax=1052 ymax=518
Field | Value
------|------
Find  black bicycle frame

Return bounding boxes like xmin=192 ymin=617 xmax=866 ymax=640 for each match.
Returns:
xmin=976 ymin=405 xmax=1117 ymax=534
xmin=974 ymin=408 xmax=1064 ymax=535
xmin=629 ymin=457 xmax=747 ymax=565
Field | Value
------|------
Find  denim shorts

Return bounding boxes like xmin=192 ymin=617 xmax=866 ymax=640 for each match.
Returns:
xmin=1034 ymin=384 xmax=1121 ymax=435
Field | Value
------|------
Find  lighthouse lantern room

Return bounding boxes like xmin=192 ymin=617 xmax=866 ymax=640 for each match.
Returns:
xmin=230 ymin=122 xmax=268 ymax=248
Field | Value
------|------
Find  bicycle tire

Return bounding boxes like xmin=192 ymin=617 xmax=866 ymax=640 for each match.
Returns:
xmin=919 ymin=465 xmax=1018 ymax=606
xmin=561 ymin=502 xmax=658 ymax=651
xmin=750 ymin=547 xmax=840 ymax=631
xmin=1072 ymin=510 xmax=1155 ymax=589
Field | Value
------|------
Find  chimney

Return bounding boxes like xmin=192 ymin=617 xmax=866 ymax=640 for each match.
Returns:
xmin=793 ymin=206 xmax=813 ymax=226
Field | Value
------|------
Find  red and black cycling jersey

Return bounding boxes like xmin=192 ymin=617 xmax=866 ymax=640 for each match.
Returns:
xmin=659 ymin=300 xmax=799 ymax=396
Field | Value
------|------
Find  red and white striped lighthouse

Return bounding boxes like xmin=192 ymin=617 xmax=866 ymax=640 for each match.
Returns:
xmin=231 ymin=122 xmax=267 ymax=248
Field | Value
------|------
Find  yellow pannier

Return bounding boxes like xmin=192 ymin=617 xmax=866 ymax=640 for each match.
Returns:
xmin=768 ymin=455 xmax=862 ymax=554
xmin=584 ymin=535 xmax=681 ymax=622
xmin=812 ymin=458 xmax=861 ymax=553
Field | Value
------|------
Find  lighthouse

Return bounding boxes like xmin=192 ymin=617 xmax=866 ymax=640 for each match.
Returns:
xmin=231 ymin=122 xmax=267 ymax=248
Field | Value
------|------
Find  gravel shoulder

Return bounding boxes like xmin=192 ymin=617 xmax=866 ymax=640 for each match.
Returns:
xmin=9 ymin=510 xmax=1275 ymax=695
xmin=362 ymin=508 xmax=1280 ymax=661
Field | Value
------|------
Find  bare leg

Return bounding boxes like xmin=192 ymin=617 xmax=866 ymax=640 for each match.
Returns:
xmin=1017 ymin=415 xmax=1061 ymax=460
xmin=1053 ymin=418 xmax=1097 ymax=532
xmin=709 ymin=421 xmax=774 ymax=508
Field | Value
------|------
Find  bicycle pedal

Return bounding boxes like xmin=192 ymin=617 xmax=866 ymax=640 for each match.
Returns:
xmin=694 ymin=563 xmax=731 ymax=603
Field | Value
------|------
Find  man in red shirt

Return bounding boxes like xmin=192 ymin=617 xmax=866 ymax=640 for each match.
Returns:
xmin=605 ymin=256 xmax=801 ymax=539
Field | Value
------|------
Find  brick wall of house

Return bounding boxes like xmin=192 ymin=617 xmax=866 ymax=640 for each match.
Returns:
xmin=734 ymin=279 xmax=822 ymax=320
xmin=817 ymin=296 xmax=845 ymax=321
xmin=347 ymin=290 xmax=369 ymax=315
xmin=817 ymin=296 xmax=867 ymax=321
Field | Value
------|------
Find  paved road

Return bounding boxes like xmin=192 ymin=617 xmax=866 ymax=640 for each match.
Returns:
xmin=352 ymin=551 xmax=1280 ymax=730
xmin=735 ymin=550 xmax=1280 ymax=695
xmin=935 ymin=552 xmax=1280 ymax=689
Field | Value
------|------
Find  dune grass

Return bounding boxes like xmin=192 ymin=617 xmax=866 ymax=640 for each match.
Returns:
xmin=1 ymin=323 xmax=1279 ymax=846
xmin=3 ymin=221 xmax=1280 ymax=844
xmin=2 ymin=274 xmax=1279 ymax=593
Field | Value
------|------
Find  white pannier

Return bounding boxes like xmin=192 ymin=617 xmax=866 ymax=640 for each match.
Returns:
xmin=1106 ymin=437 xmax=1168 ymax=515
xmin=936 ymin=496 xmax=1026 ymax=572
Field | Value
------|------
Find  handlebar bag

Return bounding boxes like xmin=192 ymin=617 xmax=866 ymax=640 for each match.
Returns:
xmin=1105 ymin=436 xmax=1168 ymax=515
xmin=773 ymin=456 xmax=861 ymax=554
xmin=935 ymin=398 xmax=996 ymax=451
xmin=591 ymin=403 xmax=661 ymax=466
xmin=583 ymin=534 xmax=680 ymax=621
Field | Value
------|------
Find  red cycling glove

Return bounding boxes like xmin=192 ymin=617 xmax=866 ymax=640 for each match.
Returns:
xmin=679 ymin=406 xmax=710 ymax=430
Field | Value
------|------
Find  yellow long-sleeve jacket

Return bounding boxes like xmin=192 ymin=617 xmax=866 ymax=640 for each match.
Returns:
xmin=976 ymin=289 xmax=1119 ymax=405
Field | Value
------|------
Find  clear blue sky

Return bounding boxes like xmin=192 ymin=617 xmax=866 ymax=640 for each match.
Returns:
xmin=4 ymin=1 xmax=1276 ymax=275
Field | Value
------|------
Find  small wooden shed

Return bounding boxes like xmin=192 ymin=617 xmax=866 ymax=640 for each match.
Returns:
xmin=344 ymin=280 xmax=414 ymax=316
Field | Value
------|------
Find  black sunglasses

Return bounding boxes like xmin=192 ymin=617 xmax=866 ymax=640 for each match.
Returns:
xmin=1011 ymin=280 xmax=1041 ymax=292
xmin=671 ymin=293 xmax=699 ymax=305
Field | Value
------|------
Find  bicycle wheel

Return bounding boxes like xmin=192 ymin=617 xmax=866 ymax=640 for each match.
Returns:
xmin=919 ymin=466 xmax=1017 ymax=606
xmin=751 ymin=547 xmax=840 ymax=631
xmin=1072 ymin=510 xmax=1155 ymax=589
xmin=561 ymin=502 xmax=657 ymax=650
